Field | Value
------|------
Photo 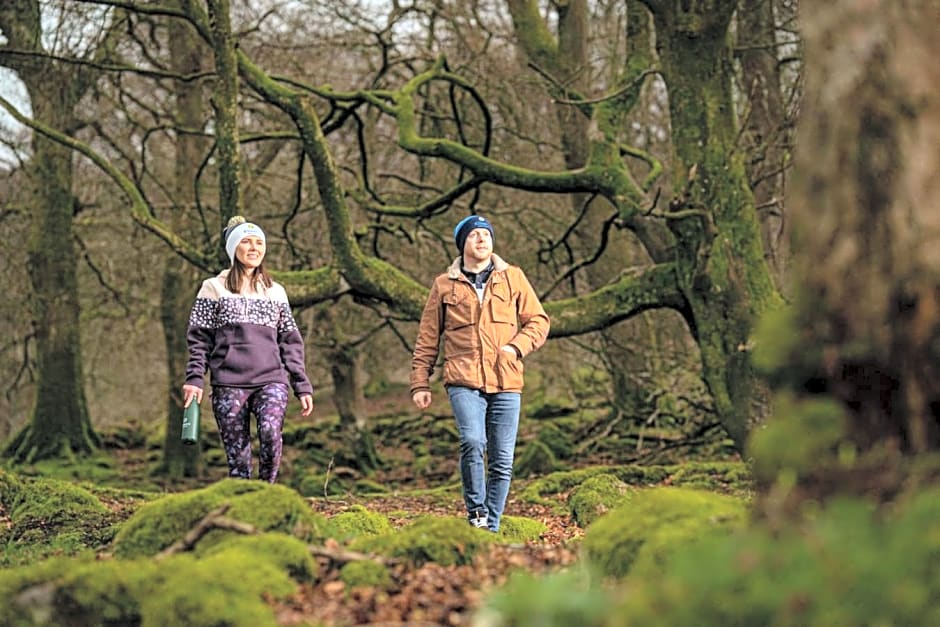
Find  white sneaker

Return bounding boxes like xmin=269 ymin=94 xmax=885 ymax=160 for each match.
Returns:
xmin=469 ymin=513 xmax=487 ymax=528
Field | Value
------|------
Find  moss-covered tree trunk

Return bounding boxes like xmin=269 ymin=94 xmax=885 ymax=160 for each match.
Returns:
xmin=0 ymin=0 xmax=99 ymax=463
xmin=506 ymin=0 xmax=672 ymax=425
xmin=9 ymin=128 xmax=99 ymax=462
xmin=738 ymin=0 xmax=790 ymax=286
xmin=158 ymin=9 xmax=207 ymax=477
xmin=649 ymin=1 xmax=782 ymax=449
xmin=784 ymin=0 xmax=939 ymax=454
xmin=206 ymin=0 xmax=242 ymax=245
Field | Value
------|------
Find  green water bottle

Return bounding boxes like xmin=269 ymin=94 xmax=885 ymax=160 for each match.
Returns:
xmin=181 ymin=398 xmax=201 ymax=445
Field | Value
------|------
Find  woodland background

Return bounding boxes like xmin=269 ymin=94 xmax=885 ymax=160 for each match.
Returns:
xmin=0 ymin=1 xmax=938 ymax=626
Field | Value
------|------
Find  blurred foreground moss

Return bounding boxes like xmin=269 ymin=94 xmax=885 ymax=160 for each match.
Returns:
xmin=477 ymin=488 xmax=940 ymax=626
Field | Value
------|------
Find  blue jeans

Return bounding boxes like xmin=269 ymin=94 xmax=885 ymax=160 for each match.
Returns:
xmin=447 ymin=386 xmax=521 ymax=532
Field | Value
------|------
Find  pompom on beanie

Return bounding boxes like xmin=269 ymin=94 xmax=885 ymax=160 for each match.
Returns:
xmin=453 ymin=215 xmax=494 ymax=253
xmin=223 ymin=216 xmax=266 ymax=265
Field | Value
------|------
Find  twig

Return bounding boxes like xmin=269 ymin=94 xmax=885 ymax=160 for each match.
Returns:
xmin=324 ymin=456 xmax=335 ymax=498
xmin=153 ymin=501 xmax=396 ymax=567
xmin=309 ymin=545 xmax=395 ymax=566
xmin=155 ymin=503 xmax=255 ymax=560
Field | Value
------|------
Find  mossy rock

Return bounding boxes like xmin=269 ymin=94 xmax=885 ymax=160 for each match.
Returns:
xmin=140 ymin=551 xmax=296 ymax=626
xmin=201 ymin=532 xmax=318 ymax=583
xmin=519 ymin=467 xmax=619 ymax=507
xmin=582 ymin=486 xmax=748 ymax=579
xmin=519 ymin=465 xmax=672 ymax=509
xmin=1 ymin=536 xmax=304 ymax=627
xmin=329 ymin=505 xmax=394 ymax=540
xmin=112 ymin=479 xmax=328 ymax=558
xmin=497 ymin=515 xmax=547 ymax=542
xmin=0 ymin=469 xmax=117 ymax=559
xmin=350 ymin=516 xmax=495 ymax=566
xmin=0 ymin=556 xmax=154 ymax=626
xmin=667 ymin=461 xmax=754 ymax=496
xmin=613 ymin=489 xmax=940 ymax=626
xmin=568 ymin=474 xmax=633 ymax=528
xmin=340 ymin=559 xmax=394 ymax=590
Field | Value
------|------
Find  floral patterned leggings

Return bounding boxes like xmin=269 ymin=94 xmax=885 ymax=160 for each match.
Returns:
xmin=211 ymin=382 xmax=290 ymax=483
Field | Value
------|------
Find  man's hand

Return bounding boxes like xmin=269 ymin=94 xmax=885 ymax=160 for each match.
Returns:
xmin=299 ymin=394 xmax=314 ymax=416
xmin=412 ymin=390 xmax=432 ymax=410
xmin=500 ymin=344 xmax=521 ymax=358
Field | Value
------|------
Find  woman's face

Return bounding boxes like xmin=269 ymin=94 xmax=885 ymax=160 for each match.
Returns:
xmin=235 ymin=235 xmax=266 ymax=269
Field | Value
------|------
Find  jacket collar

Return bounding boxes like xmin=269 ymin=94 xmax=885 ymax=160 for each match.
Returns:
xmin=447 ymin=253 xmax=509 ymax=279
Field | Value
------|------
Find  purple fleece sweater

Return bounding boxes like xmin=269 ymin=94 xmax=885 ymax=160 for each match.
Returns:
xmin=185 ymin=270 xmax=313 ymax=397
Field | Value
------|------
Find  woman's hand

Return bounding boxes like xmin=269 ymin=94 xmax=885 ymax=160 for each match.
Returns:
xmin=300 ymin=394 xmax=314 ymax=416
xmin=182 ymin=384 xmax=203 ymax=407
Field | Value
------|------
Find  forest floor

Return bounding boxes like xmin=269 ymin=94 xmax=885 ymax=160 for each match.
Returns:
xmin=104 ymin=433 xmax=589 ymax=625
xmin=15 ymin=384 xmax=736 ymax=626
xmin=280 ymin=493 xmax=584 ymax=626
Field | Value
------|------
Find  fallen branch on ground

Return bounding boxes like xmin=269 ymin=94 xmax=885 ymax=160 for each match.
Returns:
xmin=154 ymin=501 xmax=395 ymax=566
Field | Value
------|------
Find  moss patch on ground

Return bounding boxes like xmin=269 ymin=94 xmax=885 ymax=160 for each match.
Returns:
xmin=112 ymin=478 xmax=329 ymax=558
xmin=582 ymin=486 xmax=748 ymax=579
xmin=350 ymin=516 xmax=496 ymax=566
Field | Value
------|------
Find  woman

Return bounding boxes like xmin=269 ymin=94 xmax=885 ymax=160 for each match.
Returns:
xmin=182 ymin=216 xmax=313 ymax=483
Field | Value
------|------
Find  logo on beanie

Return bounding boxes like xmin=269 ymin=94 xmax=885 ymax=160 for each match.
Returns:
xmin=454 ymin=215 xmax=495 ymax=253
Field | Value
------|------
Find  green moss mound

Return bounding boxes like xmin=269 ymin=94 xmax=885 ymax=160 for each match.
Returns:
xmin=477 ymin=568 xmax=613 ymax=627
xmin=582 ymin=486 xmax=748 ymax=579
xmin=667 ymin=461 xmax=754 ymax=495
xmin=202 ymin=533 xmax=318 ymax=583
xmin=498 ymin=515 xmax=548 ymax=542
xmin=0 ymin=469 xmax=119 ymax=566
xmin=568 ymin=474 xmax=632 ymax=528
xmin=340 ymin=559 xmax=394 ymax=589
xmin=520 ymin=462 xmax=751 ymax=510
xmin=613 ymin=489 xmax=940 ymax=626
xmin=112 ymin=479 xmax=328 ymax=558
xmin=351 ymin=516 xmax=495 ymax=566
xmin=0 ymin=532 xmax=317 ymax=625
xmin=329 ymin=505 xmax=394 ymax=540
xmin=140 ymin=552 xmax=296 ymax=626
xmin=0 ymin=535 xmax=304 ymax=627
xmin=0 ymin=556 xmax=154 ymax=626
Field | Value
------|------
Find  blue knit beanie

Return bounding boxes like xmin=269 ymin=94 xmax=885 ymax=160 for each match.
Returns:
xmin=454 ymin=215 xmax=494 ymax=253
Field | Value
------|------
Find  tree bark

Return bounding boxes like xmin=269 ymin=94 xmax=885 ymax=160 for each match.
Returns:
xmin=0 ymin=0 xmax=99 ymax=462
xmin=157 ymin=7 xmax=208 ymax=477
xmin=788 ymin=0 xmax=940 ymax=453
xmin=738 ymin=0 xmax=790 ymax=285
xmin=647 ymin=0 xmax=782 ymax=449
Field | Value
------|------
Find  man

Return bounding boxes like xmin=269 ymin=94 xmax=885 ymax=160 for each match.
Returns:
xmin=411 ymin=215 xmax=550 ymax=532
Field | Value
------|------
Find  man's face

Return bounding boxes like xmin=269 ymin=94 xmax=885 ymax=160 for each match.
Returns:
xmin=463 ymin=227 xmax=493 ymax=262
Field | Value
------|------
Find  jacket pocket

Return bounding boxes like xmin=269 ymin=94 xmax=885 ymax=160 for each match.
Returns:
xmin=443 ymin=291 xmax=474 ymax=330
xmin=496 ymin=349 xmax=524 ymax=390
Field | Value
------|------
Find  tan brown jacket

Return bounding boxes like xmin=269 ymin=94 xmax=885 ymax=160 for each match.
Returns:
xmin=410 ymin=254 xmax=550 ymax=395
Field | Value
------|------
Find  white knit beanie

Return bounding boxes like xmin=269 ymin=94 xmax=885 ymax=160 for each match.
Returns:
xmin=224 ymin=220 xmax=266 ymax=265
